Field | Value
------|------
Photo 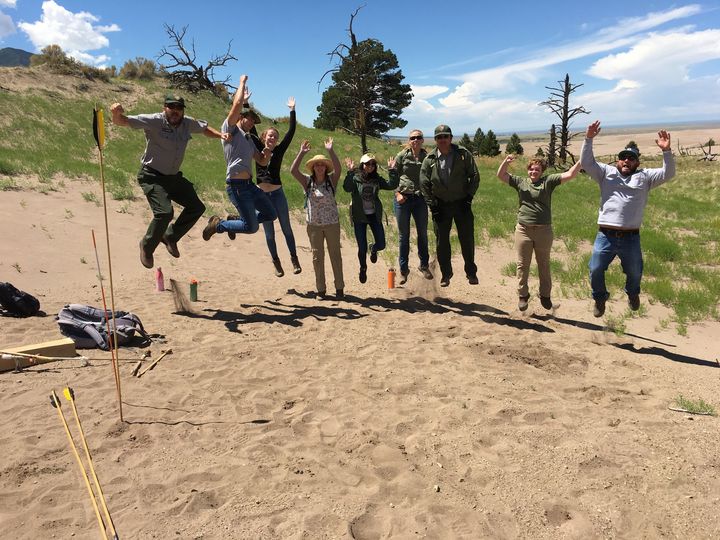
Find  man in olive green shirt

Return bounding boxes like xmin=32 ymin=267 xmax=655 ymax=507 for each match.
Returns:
xmin=420 ymin=125 xmax=479 ymax=287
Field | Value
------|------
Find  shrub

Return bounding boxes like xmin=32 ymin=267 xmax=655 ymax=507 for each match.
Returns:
xmin=119 ymin=57 xmax=157 ymax=80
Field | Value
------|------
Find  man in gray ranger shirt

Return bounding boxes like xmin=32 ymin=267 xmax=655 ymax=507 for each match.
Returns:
xmin=111 ymin=95 xmax=228 ymax=268
xmin=580 ymin=120 xmax=675 ymax=317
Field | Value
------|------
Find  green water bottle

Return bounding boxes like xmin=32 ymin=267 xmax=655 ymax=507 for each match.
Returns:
xmin=189 ymin=279 xmax=198 ymax=301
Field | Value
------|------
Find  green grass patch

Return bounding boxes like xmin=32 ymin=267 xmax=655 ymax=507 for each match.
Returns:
xmin=674 ymin=395 xmax=716 ymax=416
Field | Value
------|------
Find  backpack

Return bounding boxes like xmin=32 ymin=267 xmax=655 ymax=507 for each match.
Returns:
xmin=0 ymin=282 xmax=41 ymax=317
xmin=56 ymin=304 xmax=150 ymax=350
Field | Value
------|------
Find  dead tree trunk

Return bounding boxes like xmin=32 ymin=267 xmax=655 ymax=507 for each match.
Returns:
xmin=539 ymin=74 xmax=589 ymax=165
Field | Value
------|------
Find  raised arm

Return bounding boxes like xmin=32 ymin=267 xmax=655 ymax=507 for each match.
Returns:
xmin=290 ymin=140 xmax=311 ymax=189
xmin=496 ymin=154 xmax=515 ymax=184
xmin=276 ymin=98 xmax=297 ymax=152
xmin=326 ymin=138 xmax=342 ymax=188
xmin=203 ymin=125 xmax=231 ymax=142
xmin=560 ymin=161 xmax=582 ymax=184
xmin=110 ymin=103 xmax=129 ymax=127
xmin=580 ymin=120 xmax=605 ymax=181
xmin=646 ymin=130 xmax=676 ymax=185
xmin=226 ymin=74 xmax=248 ymax=127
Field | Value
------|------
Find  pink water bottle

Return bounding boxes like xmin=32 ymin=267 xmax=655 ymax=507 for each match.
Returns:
xmin=155 ymin=267 xmax=164 ymax=291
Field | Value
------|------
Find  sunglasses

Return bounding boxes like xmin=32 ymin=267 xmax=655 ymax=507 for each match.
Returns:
xmin=409 ymin=135 xmax=424 ymax=141
xmin=165 ymin=104 xmax=184 ymax=111
xmin=435 ymin=134 xmax=450 ymax=140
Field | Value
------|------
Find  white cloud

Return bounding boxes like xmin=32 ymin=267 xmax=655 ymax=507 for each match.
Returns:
xmin=411 ymin=85 xmax=448 ymax=100
xmin=18 ymin=0 xmax=120 ymax=66
xmin=0 ymin=1 xmax=17 ymax=8
xmin=0 ymin=11 xmax=14 ymax=39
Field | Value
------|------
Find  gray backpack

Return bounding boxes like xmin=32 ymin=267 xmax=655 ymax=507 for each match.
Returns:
xmin=56 ymin=304 xmax=150 ymax=350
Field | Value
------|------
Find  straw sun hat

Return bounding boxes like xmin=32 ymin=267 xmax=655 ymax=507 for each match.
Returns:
xmin=305 ymin=154 xmax=334 ymax=175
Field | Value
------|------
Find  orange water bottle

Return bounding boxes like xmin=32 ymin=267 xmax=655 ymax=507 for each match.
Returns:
xmin=388 ymin=268 xmax=396 ymax=289
xmin=155 ymin=267 xmax=164 ymax=292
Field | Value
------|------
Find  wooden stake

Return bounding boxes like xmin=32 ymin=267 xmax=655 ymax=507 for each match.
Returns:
xmin=136 ymin=349 xmax=173 ymax=378
xmin=50 ymin=391 xmax=108 ymax=540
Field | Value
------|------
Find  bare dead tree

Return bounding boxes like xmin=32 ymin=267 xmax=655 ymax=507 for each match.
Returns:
xmin=547 ymin=124 xmax=557 ymax=167
xmin=157 ymin=24 xmax=236 ymax=96
xmin=539 ymin=74 xmax=589 ymax=164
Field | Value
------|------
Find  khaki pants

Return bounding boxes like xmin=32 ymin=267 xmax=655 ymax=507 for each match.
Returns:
xmin=514 ymin=223 xmax=553 ymax=298
xmin=307 ymin=223 xmax=344 ymax=293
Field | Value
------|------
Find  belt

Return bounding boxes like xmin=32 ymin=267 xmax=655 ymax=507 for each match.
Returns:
xmin=226 ymin=177 xmax=253 ymax=186
xmin=600 ymin=227 xmax=639 ymax=237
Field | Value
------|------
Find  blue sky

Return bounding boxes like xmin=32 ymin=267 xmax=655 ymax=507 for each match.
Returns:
xmin=1 ymin=0 xmax=720 ymax=136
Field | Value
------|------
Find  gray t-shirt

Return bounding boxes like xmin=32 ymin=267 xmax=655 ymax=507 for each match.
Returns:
xmin=222 ymin=118 xmax=257 ymax=180
xmin=127 ymin=113 xmax=207 ymax=175
xmin=437 ymin=151 xmax=454 ymax=186
xmin=580 ymin=139 xmax=676 ymax=229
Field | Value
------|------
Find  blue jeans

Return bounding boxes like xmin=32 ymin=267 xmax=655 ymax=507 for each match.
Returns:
xmin=393 ymin=194 xmax=429 ymax=274
xmin=589 ymin=230 xmax=643 ymax=300
xmin=219 ymin=181 xmax=276 ymax=234
xmin=261 ymin=188 xmax=297 ymax=260
xmin=353 ymin=212 xmax=385 ymax=268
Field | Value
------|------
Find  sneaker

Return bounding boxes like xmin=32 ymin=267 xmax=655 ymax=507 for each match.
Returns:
xmin=628 ymin=294 xmax=640 ymax=311
xmin=593 ymin=298 xmax=606 ymax=318
xmin=291 ymin=255 xmax=302 ymax=274
xmin=467 ymin=274 xmax=479 ymax=285
xmin=203 ymin=216 xmax=221 ymax=241
xmin=139 ymin=240 xmax=153 ymax=269
xmin=419 ymin=266 xmax=434 ymax=280
xmin=359 ymin=267 xmax=367 ymax=284
xmin=369 ymin=244 xmax=378 ymax=264
xmin=272 ymin=258 xmax=284 ymax=277
xmin=540 ymin=296 xmax=553 ymax=310
xmin=518 ymin=296 xmax=529 ymax=311
xmin=336 ymin=289 xmax=344 ymax=299
xmin=226 ymin=215 xmax=238 ymax=240
xmin=161 ymin=236 xmax=180 ymax=258
xmin=440 ymin=275 xmax=451 ymax=287
xmin=399 ymin=269 xmax=409 ymax=285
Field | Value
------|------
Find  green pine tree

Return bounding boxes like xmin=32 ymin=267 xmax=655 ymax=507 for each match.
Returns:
xmin=505 ymin=133 xmax=524 ymax=155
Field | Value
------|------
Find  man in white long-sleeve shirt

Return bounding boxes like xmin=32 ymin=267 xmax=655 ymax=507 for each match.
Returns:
xmin=580 ymin=120 xmax=675 ymax=317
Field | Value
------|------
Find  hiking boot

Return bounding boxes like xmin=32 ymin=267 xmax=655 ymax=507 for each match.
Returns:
xmin=359 ymin=267 xmax=367 ymax=284
xmin=291 ymin=255 xmax=302 ymax=274
xmin=139 ymin=241 xmax=153 ymax=269
xmin=399 ymin=268 xmax=409 ymax=285
xmin=369 ymin=244 xmax=378 ymax=264
xmin=203 ymin=216 xmax=221 ymax=241
xmin=226 ymin=215 xmax=238 ymax=240
xmin=628 ymin=293 xmax=640 ymax=311
xmin=540 ymin=296 xmax=553 ymax=310
xmin=467 ymin=274 xmax=479 ymax=285
xmin=161 ymin=236 xmax=180 ymax=258
xmin=419 ymin=266 xmax=434 ymax=280
xmin=272 ymin=258 xmax=284 ymax=277
xmin=518 ymin=296 xmax=530 ymax=311
xmin=440 ymin=275 xmax=451 ymax=287
xmin=316 ymin=290 xmax=327 ymax=299
xmin=336 ymin=289 xmax=344 ymax=299
xmin=593 ymin=298 xmax=606 ymax=318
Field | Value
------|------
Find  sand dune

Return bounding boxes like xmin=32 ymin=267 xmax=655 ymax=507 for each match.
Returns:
xmin=1 ymin=174 xmax=719 ymax=539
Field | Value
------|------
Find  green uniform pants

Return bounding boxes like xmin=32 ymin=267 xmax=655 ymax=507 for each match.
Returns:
xmin=137 ymin=166 xmax=206 ymax=253
xmin=432 ymin=199 xmax=477 ymax=280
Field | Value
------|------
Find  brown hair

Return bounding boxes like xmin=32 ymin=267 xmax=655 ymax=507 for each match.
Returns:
xmin=260 ymin=127 xmax=279 ymax=144
xmin=527 ymin=158 xmax=547 ymax=172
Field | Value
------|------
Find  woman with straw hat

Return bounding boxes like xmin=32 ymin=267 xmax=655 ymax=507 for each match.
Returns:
xmin=290 ymin=138 xmax=344 ymax=299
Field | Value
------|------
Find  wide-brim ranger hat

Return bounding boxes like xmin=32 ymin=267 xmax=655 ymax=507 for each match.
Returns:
xmin=164 ymin=94 xmax=185 ymax=108
xmin=434 ymin=124 xmax=452 ymax=137
xmin=240 ymin=107 xmax=262 ymax=124
xmin=618 ymin=147 xmax=640 ymax=160
xmin=305 ymin=154 xmax=334 ymax=175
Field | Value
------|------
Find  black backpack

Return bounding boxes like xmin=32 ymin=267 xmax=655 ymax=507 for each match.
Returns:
xmin=56 ymin=304 xmax=150 ymax=350
xmin=0 ymin=282 xmax=41 ymax=317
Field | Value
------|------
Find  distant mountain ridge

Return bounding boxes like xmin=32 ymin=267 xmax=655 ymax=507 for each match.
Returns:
xmin=0 ymin=47 xmax=33 ymax=67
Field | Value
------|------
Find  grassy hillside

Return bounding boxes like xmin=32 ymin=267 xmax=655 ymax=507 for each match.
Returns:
xmin=1 ymin=68 xmax=719 ymax=331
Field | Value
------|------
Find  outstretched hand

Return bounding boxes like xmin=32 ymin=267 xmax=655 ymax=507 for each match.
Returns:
xmin=344 ymin=157 xmax=355 ymax=170
xmin=655 ymin=130 xmax=671 ymax=151
xmin=299 ymin=140 xmax=311 ymax=154
xmin=324 ymin=137 xmax=334 ymax=151
xmin=387 ymin=157 xmax=397 ymax=169
xmin=287 ymin=97 xmax=296 ymax=110
xmin=586 ymin=120 xmax=601 ymax=139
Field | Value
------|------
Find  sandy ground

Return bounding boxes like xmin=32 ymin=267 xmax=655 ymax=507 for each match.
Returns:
xmin=1 ymin=159 xmax=719 ymax=540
